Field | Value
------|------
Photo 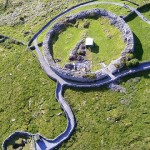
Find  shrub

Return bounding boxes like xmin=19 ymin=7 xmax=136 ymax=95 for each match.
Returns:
xmin=126 ymin=58 xmax=139 ymax=67
xmin=120 ymin=57 xmax=126 ymax=66
xmin=125 ymin=53 xmax=134 ymax=61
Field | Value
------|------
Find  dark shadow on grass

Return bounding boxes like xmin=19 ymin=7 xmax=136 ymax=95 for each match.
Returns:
xmin=125 ymin=12 xmax=138 ymax=22
xmin=133 ymin=32 xmax=143 ymax=60
xmin=125 ymin=4 xmax=150 ymax=22
xmin=91 ymin=43 xmax=99 ymax=54
xmin=137 ymin=3 xmax=150 ymax=13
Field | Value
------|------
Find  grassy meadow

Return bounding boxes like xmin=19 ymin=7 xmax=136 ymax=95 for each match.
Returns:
xmin=0 ymin=0 xmax=150 ymax=149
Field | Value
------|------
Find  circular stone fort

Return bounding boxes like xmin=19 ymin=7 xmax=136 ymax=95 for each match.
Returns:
xmin=2 ymin=1 xmax=150 ymax=149
xmin=43 ymin=8 xmax=134 ymax=82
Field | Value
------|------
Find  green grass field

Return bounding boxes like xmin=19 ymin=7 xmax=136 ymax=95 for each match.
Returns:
xmin=53 ymin=17 xmax=125 ymax=71
xmin=0 ymin=0 xmax=150 ymax=149
xmin=61 ymin=71 xmax=150 ymax=150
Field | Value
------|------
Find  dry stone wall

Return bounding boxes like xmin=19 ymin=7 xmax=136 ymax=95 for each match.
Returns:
xmin=43 ymin=8 xmax=134 ymax=82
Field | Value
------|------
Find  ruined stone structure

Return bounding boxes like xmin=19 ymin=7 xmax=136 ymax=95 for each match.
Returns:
xmin=43 ymin=8 xmax=134 ymax=82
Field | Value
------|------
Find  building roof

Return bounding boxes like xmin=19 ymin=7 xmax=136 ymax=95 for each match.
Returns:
xmin=85 ymin=37 xmax=94 ymax=46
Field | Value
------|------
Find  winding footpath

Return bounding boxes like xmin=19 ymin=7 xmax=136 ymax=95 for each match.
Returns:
xmin=2 ymin=1 xmax=150 ymax=150
xmin=35 ymin=82 xmax=76 ymax=150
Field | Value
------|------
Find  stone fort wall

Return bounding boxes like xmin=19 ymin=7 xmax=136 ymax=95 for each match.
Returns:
xmin=43 ymin=8 xmax=134 ymax=82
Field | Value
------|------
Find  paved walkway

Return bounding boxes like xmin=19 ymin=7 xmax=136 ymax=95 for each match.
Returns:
xmin=100 ymin=63 xmax=116 ymax=80
xmin=101 ymin=68 xmax=116 ymax=80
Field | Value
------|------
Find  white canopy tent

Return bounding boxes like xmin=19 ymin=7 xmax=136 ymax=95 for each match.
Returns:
xmin=85 ymin=37 xmax=94 ymax=46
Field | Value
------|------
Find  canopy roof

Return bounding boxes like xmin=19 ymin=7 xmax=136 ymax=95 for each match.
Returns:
xmin=85 ymin=37 xmax=94 ymax=46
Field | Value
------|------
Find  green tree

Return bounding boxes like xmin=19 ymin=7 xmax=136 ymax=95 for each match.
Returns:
xmin=126 ymin=58 xmax=139 ymax=67
xmin=125 ymin=53 xmax=134 ymax=61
